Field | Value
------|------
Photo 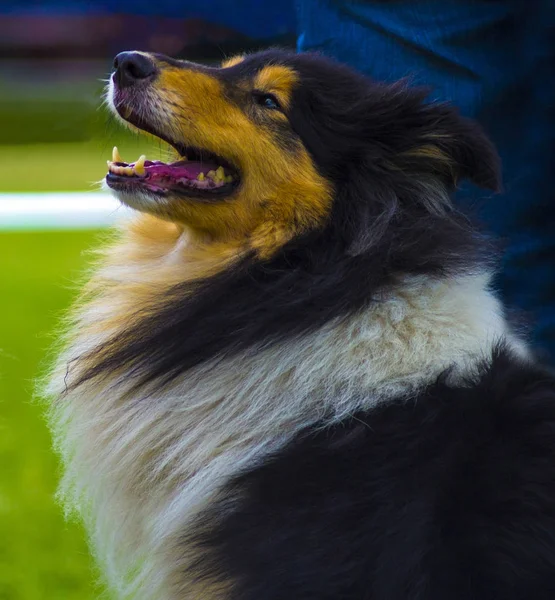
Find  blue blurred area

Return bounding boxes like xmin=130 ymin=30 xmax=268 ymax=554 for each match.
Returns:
xmin=0 ymin=1 xmax=296 ymax=40
xmin=297 ymin=0 xmax=555 ymax=358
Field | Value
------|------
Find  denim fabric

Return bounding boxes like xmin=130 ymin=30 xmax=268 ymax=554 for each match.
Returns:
xmin=297 ymin=0 xmax=555 ymax=358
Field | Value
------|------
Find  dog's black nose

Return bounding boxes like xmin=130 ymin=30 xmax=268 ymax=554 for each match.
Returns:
xmin=113 ymin=52 xmax=156 ymax=88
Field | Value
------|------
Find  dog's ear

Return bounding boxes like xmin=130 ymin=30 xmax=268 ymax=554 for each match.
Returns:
xmin=398 ymin=103 xmax=501 ymax=192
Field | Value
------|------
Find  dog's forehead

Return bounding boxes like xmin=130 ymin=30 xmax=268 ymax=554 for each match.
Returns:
xmin=218 ymin=50 xmax=299 ymax=83
xmin=152 ymin=50 xmax=303 ymax=96
xmin=153 ymin=50 xmax=353 ymax=97
xmin=220 ymin=51 xmax=373 ymax=100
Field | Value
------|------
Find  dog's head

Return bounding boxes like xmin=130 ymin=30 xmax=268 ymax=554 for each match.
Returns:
xmin=107 ymin=49 xmax=500 ymax=256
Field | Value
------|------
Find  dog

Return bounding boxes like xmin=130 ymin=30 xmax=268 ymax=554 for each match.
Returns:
xmin=46 ymin=49 xmax=555 ymax=599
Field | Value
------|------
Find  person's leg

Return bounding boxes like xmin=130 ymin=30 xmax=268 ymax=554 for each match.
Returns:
xmin=297 ymin=0 xmax=555 ymax=359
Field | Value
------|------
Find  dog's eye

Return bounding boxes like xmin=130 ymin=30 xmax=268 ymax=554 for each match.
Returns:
xmin=254 ymin=93 xmax=281 ymax=111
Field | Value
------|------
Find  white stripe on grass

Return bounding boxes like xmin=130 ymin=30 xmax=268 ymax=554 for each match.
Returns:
xmin=0 ymin=193 xmax=131 ymax=230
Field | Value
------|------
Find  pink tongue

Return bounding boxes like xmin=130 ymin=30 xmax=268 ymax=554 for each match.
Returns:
xmin=144 ymin=160 xmax=218 ymax=180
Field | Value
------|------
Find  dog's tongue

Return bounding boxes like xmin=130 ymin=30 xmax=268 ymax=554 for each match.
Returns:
xmin=107 ymin=147 xmax=234 ymax=186
xmin=144 ymin=159 xmax=218 ymax=180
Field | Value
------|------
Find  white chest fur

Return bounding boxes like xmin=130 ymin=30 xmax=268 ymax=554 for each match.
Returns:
xmin=46 ymin=270 xmax=517 ymax=598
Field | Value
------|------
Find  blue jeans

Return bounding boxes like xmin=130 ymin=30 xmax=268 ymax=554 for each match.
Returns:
xmin=297 ymin=0 xmax=555 ymax=359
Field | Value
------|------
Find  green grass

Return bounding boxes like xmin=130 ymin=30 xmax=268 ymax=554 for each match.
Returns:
xmin=0 ymin=230 xmax=105 ymax=600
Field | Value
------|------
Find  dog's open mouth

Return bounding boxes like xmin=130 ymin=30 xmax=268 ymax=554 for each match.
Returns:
xmin=106 ymin=145 xmax=239 ymax=198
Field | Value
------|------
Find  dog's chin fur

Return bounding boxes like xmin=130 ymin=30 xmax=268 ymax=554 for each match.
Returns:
xmin=45 ymin=49 xmax=553 ymax=600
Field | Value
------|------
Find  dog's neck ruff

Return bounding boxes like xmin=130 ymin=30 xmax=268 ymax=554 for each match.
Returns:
xmin=47 ymin=231 xmax=518 ymax=598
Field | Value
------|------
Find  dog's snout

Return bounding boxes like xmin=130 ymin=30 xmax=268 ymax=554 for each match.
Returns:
xmin=113 ymin=52 xmax=156 ymax=88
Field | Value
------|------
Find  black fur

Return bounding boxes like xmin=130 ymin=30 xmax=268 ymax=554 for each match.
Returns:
xmin=75 ymin=50 xmax=500 ymax=390
xmin=191 ymin=348 xmax=555 ymax=600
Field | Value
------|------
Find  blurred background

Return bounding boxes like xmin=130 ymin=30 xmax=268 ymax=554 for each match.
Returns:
xmin=0 ymin=2 xmax=294 ymax=598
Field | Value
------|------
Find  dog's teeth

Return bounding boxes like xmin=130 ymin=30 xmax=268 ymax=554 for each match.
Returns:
xmin=215 ymin=166 xmax=225 ymax=182
xmin=197 ymin=172 xmax=205 ymax=181
xmin=207 ymin=170 xmax=216 ymax=181
xmin=112 ymin=146 xmax=122 ymax=163
xmin=225 ymin=175 xmax=233 ymax=183
xmin=133 ymin=155 xmax=146 ymax=176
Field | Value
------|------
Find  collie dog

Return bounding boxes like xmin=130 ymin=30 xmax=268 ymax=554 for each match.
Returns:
xmin=47 ymin=49 xmax=555 ymax=599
